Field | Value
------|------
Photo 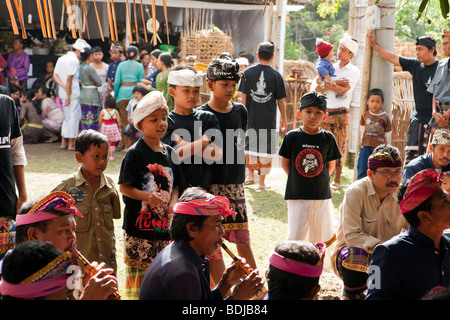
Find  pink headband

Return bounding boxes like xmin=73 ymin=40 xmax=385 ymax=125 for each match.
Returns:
xmin=173 ymin=196 xmax=237 ymax=218
xmin=0 ymin=251 xmax=73 ymax=299
xmin=269 ymin=242 xmax=325 ymax=278
xmin=15 ymin=191 xmax=83 ymax=226
xmin=0 ymin=276 xmax=69 ymax=299
xmin=399 ymin=169 xmax=442 ymax=214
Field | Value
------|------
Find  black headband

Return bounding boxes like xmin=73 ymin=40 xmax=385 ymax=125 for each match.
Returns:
xmin=416 ymin=36 xmax=436 ymax=49
xmin=299 ymin=92 xmax=327 ymax=112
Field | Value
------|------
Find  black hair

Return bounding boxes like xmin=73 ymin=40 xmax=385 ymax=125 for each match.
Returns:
xmin=132 ymin=85 xmax=149 ymax=96
xmin=267 ymin=241 xmax=321 ymax=300
xmin=93 ymin=46 xmax=103 ymax=53
xmin=80 ymin=48 xmax=93 ymax=62
xmin=15 ymin=196 xmax=73 ymax=244
xmin=150 ymin=49 xmax=162 ymax=58
xmin=37 ymin=86 xmax=51 ymax=98
xmin=397 ymin=183 xmax=433 ymax=228
xmin=170 ymin=187 xmax=214 ymax=241
xmin=74 ymin=129 xmax=109 ymax=154
xmin=24 ymin=89 xmax=42 ymax=115
xmin=367 ymin=88 xmax=384 ymax=102
xmin=159 ymin=52 xmax=174 ymax=68
xmin=9 ymin=85 xmax=22 ymax=95
xmin=104 ymin=94 xmax=117 ymax=110
xmin=1 ymin=241 xmax=64 ymax=300
xmin=257 ymin=42 xmax=275 ymax=61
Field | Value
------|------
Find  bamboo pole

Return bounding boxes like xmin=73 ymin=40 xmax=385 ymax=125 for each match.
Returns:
xmin=353 ymin=1 xmax=374 ymax=180
xmin=140 ymin=0 xmax=148 ymax=42
xmin=133 ymin=0 xmax=139 ymax=43
xmin=92 ymin=0 xmax=104 ymax=41
xmin=152 ymin=0 xmax=157 ymax=45
xmin=125 ymin=0 xmax=133 ymax=44
xmin=65 ymin=0 xmax=77 ymax=38
xmin=36 ymin=0 xmax=47 ymax=38
xmin=81 ymin=0 xmax=90 ymax=39
xmin=111 ymin=0 xmax=119 ymax=42
xmin=6 ymin=0 xmax=19 ymax=35
xmin=47 ymin=0 xmax=57 ymax=39
xmin=13 ymin=0 xmax=27 ymax=38
xmin=107 ymin=0 xmax=115 ymax=41
xmin=163 ymin=0 xmax=169 ymax=43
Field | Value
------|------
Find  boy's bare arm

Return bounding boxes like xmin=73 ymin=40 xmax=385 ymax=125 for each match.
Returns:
xmin=328 ymin=160 xmax=337 ymax=176
xmin=174 ymin=134 xmax=221 ymax=161
xmin=281 ymin=156 xmax=290 ymax=175
xmin=119 ymin=182 xmax=152 ymax=202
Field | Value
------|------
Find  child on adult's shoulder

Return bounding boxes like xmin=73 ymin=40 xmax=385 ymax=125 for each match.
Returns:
xmin=124 ymin=86 xmax=148 ymax=149
xmin=199 ymin=57 xmax=257 ymax=287
xmin=315 ymin=38 xmax=336 ymax=87
xmin=52 ymin=129 xmax=121 ymax=274
xmin=99 ymin=94 xmax=122 ymax=162
xmin=118 ymin=91 xmax=183 ymax=300
xmin=356 ymin=88 xmax=392 ymax=180
xmin=279 ymin=92 xmax=341 ymax=259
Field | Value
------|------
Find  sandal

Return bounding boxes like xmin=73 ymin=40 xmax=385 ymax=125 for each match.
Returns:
xmin=244 ymin=180 xmax=255 ymax=185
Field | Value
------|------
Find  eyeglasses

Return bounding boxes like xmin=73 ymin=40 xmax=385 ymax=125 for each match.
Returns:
xmin=375 ymin=169 xmax=402 ymax=178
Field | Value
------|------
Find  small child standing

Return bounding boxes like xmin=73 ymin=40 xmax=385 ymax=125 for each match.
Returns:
xmin=356 ymin=88 xmax=392 ymax=179
xmin=118 ymin=91 xmax=184 ymax=300
xmin=99 ymin=94 xmax=122 ymax=162
xmin=199 ymin=58 xmax=257 ymax=286
xmin=279 ymin=92 xmax=341 ymax=250
xmin=315 ymin=38 xmax=336 ymax=87
xmin=123 ymin=86 xmax=149 ymax=150
xmin=52 ymin=130 xmax=121 ymax=274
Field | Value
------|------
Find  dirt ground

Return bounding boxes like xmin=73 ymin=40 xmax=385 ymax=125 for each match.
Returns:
xmin=23 ymin=142 xmax=343 ymax=300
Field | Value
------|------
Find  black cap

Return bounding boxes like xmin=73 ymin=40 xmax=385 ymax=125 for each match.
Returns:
xmin=299 ymin=92 xmax=327 ymax=112
xmin=416 ymin=36 xmax=436 ymax=49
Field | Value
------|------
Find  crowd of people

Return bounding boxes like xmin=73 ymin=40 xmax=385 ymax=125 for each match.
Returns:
xmin=0 ymin=27 xmax=449 ymax=302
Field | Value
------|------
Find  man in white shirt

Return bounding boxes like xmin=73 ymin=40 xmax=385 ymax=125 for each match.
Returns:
xmin=53 ymin=39 xmax=90 ymax=151
xmin=312 ymin=33 xmax=361 ymax=190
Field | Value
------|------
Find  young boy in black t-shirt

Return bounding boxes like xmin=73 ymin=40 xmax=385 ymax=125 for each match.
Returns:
xmin=199 ymin=58 xmax=257 ymax=286
xmin=279 ymin=92 xmax=341 ymax=249
xmin=162 ymin=65 xmax=222 ymax=191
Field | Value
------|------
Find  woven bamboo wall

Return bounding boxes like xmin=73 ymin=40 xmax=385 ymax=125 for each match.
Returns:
xmin=391 ymin=71 xmax=414 ymax=161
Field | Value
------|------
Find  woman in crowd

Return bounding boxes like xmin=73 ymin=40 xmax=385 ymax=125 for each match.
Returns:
xmin=32 ymin=60 xmax=56 ymax=92
xmin=79 ymin=47 xmax=103 ymax=131
xmin=20 ymin=89 xmax=43 ymax=144
xmin=35 ymin=86 xmax=64 ymax=143
xmin=6 ymin=37 xmax=30 ymax=90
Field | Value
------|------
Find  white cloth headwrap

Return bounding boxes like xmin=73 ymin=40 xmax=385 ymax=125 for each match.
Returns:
xmin=167 ymin=69 xmax=203 ymax=87
xmin=133 ymin=91 xmax=169 ymax=130
xmin=72 ymin=39 xmax=91 ymax=53
xmin=339 ymin=33 xmax=358 ymax=55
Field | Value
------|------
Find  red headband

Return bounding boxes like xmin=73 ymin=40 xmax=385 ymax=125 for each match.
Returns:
xmin=399 ymin=169 xmax=442 ymax=214
xmin=173 ymin=196 xmax=236 ymax=218
xmin=269 ymin=243 xmax=325 ymax=278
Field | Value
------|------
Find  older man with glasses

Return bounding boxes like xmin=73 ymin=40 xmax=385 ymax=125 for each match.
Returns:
xmin=402 ymin=128 xmax=450 ymax=184
xmin=330 ymin=144 xmax=409 ymax=300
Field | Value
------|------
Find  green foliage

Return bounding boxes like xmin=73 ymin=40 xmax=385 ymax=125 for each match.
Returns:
xmin=284 ymin=0 xmax=349 ymax=62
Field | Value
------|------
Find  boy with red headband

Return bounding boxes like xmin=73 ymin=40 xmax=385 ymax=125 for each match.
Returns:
xmin=367 ymin=168 xmax=450 ymax=300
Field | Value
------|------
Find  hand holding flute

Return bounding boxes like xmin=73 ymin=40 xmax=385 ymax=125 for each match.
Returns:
xmin=219 ymin=240 xmax=267 ymax=300
xmin=77 ymin=251 xmax=121 ymax=300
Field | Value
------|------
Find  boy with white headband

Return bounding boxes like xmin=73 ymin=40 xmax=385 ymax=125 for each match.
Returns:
xmin=162 ymin=65 xmax=222 ymax=191
xmin=118 ymin=91 xmax=184 ymax=299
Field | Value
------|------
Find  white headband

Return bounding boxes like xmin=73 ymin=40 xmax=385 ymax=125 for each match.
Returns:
xmin=339 ymin=33 xmax=358 ymax=55
xmin=167 ymin=69 xmax=203 ymax=87
xmin=133 ymin=91 xmax=169 ymax=130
